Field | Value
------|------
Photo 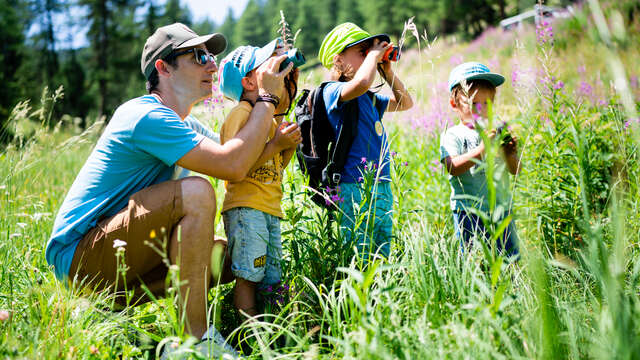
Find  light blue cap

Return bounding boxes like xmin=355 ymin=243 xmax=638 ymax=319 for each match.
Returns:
xmin=218 ymin=38 xmax=281 ymax=101
xmin=448 ymin=62 xmax=505 ymax=92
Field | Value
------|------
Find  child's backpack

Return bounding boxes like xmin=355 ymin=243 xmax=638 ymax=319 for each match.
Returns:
xmin=294 ymin=82 xmax=361 ymax=209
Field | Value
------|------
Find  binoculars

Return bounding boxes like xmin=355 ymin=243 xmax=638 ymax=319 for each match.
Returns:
xmin=280 ymin=48 xmax=306 ymax=71
xmin=384 ymin=46 xmax=401 ymax=62
xmin=366 ymin=46 xmax=401 ymax=62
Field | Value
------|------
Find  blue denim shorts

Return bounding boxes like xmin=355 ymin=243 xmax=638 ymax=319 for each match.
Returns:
xmin=338 ymin=181 xmax=393 ymax=259
xmin=222 ymin=207 xmax=282 ymax=285
xmin=452 ymin=209 xmax=519 ymax=258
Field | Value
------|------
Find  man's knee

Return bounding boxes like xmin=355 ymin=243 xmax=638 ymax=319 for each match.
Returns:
xmin=180 ymin=176 xmax=216 ymax=215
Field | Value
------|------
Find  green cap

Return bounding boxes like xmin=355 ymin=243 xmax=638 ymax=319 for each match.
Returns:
xmin=141 ymin=23 xmax=227 ymax=79
xmin=318 ymin=22 xmax=390 ymax=69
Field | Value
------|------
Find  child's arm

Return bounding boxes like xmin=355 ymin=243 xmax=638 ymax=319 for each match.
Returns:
xmin=247 ymin=122 xmax=301 ymax=175
xmin=501 ymin=136 xmax=520 ymax=175
xmin=281 ymin=147 xmax=295 ymax=168
xmin=339 ymin=40 xmax=390 ymax=102
xmin=378 ymin=61 xmax=413 ymax=112
xmin=442 ymin=142 xmax=486 ymax=176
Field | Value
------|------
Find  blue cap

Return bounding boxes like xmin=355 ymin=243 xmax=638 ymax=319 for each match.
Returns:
xmin=218 ymin=38 xmax=282 ymax=101
xmin=448 ymin=62 xmax=505 ymax=92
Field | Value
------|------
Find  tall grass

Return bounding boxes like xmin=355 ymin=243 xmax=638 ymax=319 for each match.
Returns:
xmin=1 ymin=2 xmax=640 ymax=359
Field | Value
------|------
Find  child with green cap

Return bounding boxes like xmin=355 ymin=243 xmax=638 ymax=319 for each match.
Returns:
xmin=218 ymin=38 xmax=302 ymax=319
xmin=317 ymin=22 xmax=413 ymax=260
xmin=440 ymin=61 xmax=520 ymax=258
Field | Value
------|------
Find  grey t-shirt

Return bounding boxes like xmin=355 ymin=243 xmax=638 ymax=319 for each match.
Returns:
xmin=440 ymin=124 xmax=512 ymax=214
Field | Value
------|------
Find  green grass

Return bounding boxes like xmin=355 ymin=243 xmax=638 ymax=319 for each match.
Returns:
xmin=2 ymin=4 xmax=640 ymax=359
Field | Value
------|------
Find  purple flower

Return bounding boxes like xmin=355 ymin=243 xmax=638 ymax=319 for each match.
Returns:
xmin=403 ymin=161 xmax=408 ymax=167
xmin=391 ymin=151 xmax=397 ymax=158
xmin=373 ymin=163 xmax=378 ymax=169
xmin=577 ymin=65 xmax=586 ymax=74
xmin=578 ymin=81 xmax=593 ymax=96
xmin=553 ymin=80 xmax=564 ymax=90
xmin=361 ymin=157 xmax=367 ymax=164
xmin=330 ymin=194 xmax=343 ymax=203
xmin=598 ymin=99 xmax=608 ymax=107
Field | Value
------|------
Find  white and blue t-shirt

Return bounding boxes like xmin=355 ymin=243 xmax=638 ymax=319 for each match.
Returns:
xmin=440 ymin=124 xmax=512 ymax=213
xmin=322 ymin=82 xmax=390 ymax=183
xmin=46 ymin=95 xmax=205 ymax=280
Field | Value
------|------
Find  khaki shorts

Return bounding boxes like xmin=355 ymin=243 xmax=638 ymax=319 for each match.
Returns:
xmin=69 ymin=179 xmax=184 ymax=302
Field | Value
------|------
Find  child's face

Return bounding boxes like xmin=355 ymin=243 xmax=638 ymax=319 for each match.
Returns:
xmin=335 ymin=41 xmax=370 ymax=79
xmin=452 ymin=86 xmax=496 ymax=124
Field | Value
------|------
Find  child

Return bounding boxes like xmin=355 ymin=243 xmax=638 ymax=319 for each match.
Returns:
xmin=317 ymin=23 xmax=413 ymax=260
xmin=218 ymin=38 xmax=301 ymax=318
xmin=440 ymin=61 xmax=520 ymax=257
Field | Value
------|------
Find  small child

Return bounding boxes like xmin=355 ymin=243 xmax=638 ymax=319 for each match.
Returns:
xmin=218 ymin=38 xmax=301 ymax=318
xmin=440 ymin=62 xmax=520 ymax=257
xmin=317 ymin=23 xmax=413 ymax=260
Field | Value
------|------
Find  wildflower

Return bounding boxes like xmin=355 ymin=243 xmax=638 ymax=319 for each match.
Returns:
xmin=577 ymin=65 xmax=586 ymax=74
xmin=361 ymin=157 xmax=367 ymax=164
xmin=90 ymin=345 xmax=99 ymax=355
xmin=330 ymin=194 xmax=343 ymax=203
xmin=403 ymin=161 xmax=409 ymax=167
xmin=578 ymin=81 xmax=593 ymax=97
xmin=390 ymin=151 xmax=397 ymax=158
xmin=0 ymin=310 xmax=9 ymax=321
xmin=536 ymin=20 xmax=554 ymax=45
xmin=149 ymin=229 xmax=156 ymax=239
xmin=113 ymin=239 xmax=127 ymax=248
xmin=553 ymin=80 xmax=564 ymax=90
xmin=358 ymin=176 xmax=363 ymax=182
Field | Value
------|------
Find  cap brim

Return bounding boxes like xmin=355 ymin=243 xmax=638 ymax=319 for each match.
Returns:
xmin=464 ymin=73 xmax=505 ymax=88
xmin=178 ymin=33 xmax=227 ymax=55
xmin=345 ymin=34 xmax=392 ymax=49
xmin=250 ymin=39 xmax=279 ymax=71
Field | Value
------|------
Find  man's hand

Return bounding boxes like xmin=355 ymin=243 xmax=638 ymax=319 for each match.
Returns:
xmin=255 ymin=54 xmax=292 ymax=98
xmin=272 ymin=122 xmax=301 ymax=151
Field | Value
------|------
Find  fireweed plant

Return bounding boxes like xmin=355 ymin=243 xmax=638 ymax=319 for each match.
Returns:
xmin=2 ymin=2 xmax=640 ymax=358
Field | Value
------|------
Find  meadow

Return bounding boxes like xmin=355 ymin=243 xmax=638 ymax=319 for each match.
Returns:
xmin=1 ymin=3 xmax=640 ymax=359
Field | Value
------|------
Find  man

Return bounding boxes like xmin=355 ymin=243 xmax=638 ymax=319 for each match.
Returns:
xmin=45 ymin=23 xmax=298 ymax=344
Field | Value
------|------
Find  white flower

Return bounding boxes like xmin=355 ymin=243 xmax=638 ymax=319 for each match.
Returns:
xmin=112 ymin=239 xmax=127 ymax=248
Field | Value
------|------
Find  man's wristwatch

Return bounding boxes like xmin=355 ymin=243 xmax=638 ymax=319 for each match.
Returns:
xmin=256 ymin=93 xmax=280 ymax=108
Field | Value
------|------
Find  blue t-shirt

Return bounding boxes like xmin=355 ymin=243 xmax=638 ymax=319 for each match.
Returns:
xmin=46 ymin=95 xmax=204 ymax=280
xmin=323 ymin=82 xmax=391 ymax=183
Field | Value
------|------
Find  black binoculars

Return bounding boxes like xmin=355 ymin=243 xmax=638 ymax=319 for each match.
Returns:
xmin=280 ymin=48 xmax=306 ymax=71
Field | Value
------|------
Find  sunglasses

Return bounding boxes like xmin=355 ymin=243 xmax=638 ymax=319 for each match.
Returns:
xmin=167 ymin=48 xmax=216 ymax=66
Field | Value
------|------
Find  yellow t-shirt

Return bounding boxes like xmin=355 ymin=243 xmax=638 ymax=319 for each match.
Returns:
xmin=220 ymin=101 xmax=285 ymax=218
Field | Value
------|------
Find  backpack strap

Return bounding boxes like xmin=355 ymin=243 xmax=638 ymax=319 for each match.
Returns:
xmin=323 ymin=86 xmax=360 ymax=186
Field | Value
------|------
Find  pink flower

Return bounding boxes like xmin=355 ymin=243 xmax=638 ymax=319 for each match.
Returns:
xmin=553 ymin=80 xmax=564 ymax=90
xmin=0 ymin=310 xmax=9 ymax=322
xmin=360 ymin=157 xmax=367 ymax=164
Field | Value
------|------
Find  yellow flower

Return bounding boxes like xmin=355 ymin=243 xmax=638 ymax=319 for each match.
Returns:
xmin=150 ymin=229 xmax=156 ymax=239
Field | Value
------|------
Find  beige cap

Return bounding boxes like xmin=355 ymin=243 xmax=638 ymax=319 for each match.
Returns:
xmin=141 ymin=23 xmax=227 ymax=79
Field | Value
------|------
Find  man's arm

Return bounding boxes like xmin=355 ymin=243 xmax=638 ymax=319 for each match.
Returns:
xmin=177 ymin=55 xmax=294 ymax=181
